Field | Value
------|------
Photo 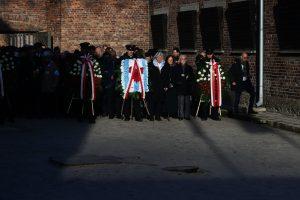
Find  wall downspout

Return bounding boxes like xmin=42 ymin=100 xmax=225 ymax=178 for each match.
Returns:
xmin=256 ymin=0 xmax=264 ymax=107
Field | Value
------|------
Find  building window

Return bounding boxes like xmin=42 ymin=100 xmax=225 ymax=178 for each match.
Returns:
xmin=274 ymin=0 xmax=300 ymax=51
xmin=200 ymin=7 xmax=223 ymax=51
xmin=7 ymin=32 xmax=52 ymax=48
xmin=151 ymin=14 xmax=168 ymax=50
xmin=226 ymin=0 xmax=256 ymax=51
xmin=177 ymin=10 xmax=197 ymax=50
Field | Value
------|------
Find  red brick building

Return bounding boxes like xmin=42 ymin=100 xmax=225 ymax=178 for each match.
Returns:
xmin=149 ymin=0 xmax=299 ymax=115
xmin=0 ymin=0 xmax=299 ymax=115
xmin=0 ymin=0 xmax=150 ymax=54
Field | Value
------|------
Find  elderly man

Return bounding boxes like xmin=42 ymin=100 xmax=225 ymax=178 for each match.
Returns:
xmin=229 ymin=52 xmax=257 ymax=114
xmin=148 ymin=52 xmax=166 ymax=121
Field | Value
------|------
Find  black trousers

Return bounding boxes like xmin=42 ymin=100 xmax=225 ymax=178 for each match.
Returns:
xmin=149 ymin=93 xmax=163 ymax=119
xmin=102 ymin=88 xmax=115 ymax=117
xmin=177 ymin=95 xmax=191 ymax=119
xmin=0 ymin=95 xmax=15 ymax=122
xmin=234 ymin=80 xmax=255 ymax=112
xmin=123 ymin=97 xmax=143 ymax=120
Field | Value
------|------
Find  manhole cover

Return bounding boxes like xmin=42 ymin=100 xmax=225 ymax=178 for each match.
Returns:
xmin=162 ymin=166 xmax=205 ymax=174
xmin=49 ymin=155 xmax=124 ymax=167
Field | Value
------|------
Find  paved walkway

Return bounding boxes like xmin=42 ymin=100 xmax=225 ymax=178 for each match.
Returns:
xmin=1 ymin=117 xmax=300 ymax=199
xmin=234 ymin=111 xmax=300 ymax=133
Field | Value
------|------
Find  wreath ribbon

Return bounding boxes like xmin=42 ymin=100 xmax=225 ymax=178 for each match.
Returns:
xmin=210 ymin=59 xmax=222 ymax=107
xmin=123 ymin=59 xmax=145 ymax=99
xmin=80 ymin=54 xmax=96 ymax=101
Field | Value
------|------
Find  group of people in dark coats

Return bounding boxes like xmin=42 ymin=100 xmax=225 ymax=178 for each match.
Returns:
xmin=0 ymin=42 xmax=257 ymax=124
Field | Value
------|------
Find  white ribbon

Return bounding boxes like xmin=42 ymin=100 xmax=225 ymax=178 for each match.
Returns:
xmin=80 ymin=54 xmax=95 ymax=101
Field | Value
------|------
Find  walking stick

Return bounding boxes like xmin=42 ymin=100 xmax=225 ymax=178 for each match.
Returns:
xmin=120 ymin=98 xmax=125 ymax=118
xmin=130 ymin=97 xmax=133 ymax=120
xmin=143 ymin=98 xmax=151 ymax=117
xmin=67 ymin=93 xmax=75 ymax=114
xmin=195 ymin=94 xmax=203 ymax=117
xmin=91 ymin=99 xmax=95 ymax=116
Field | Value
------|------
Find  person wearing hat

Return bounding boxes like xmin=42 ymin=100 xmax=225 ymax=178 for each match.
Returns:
xmin=40 ymin=49 xmax=60 ymax=117
xmin=119 ymin=44 xmax=135 ymax=62
xmin=79 ymin=42 xmax=91 ymax=55
xmin=148 ymin=51 xmax=166 ymax=121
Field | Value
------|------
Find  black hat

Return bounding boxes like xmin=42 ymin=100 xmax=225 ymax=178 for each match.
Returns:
xmin=146 ymin=49 xmax=157 ymax=57
xmin=125 ymin=44 xmax=134 ymax=51
xmin=206 ymin=49 xmax=214 ymax=55
xmin=80 ymin=42 xmax=90 ymax=48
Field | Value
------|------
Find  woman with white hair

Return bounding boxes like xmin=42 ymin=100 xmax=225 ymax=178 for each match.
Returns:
xmin=148 ymin=51 xmax=166 ymax=121
xmin=173 ymin=54 xmax=195 ymax=120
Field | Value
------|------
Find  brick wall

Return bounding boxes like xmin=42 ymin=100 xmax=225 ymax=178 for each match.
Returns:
xmin=0 ymin=0 xmax=47 ymax=33
xmin=0 ymin=0 xmax=150 ymax=55
xmin=58 ymin=0 xmax=150 ymax=55
xmin=150 ymin=0 xmax=300 ymax=115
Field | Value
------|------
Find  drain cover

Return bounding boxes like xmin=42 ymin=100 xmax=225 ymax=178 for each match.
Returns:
xmin=49 ymin=155 xmax=124 ymax=166
xmin=162 ymin=166 xmax=203 ymax=174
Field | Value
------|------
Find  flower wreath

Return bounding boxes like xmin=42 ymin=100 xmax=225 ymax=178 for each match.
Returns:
xmin=0 ymin=52 xmax=15 ymax=72
xmin=70 ymin=57 xmax=102 ymax=78
xmin=196 ymin=60 xmax=227 ymax=97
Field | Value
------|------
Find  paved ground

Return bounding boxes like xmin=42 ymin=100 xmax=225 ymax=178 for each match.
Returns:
xmin=1 ymin=117 xmax=300 ymax=200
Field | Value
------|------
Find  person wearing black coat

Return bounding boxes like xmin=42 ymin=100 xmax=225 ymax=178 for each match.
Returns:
xmin=148 ymin=52 xmax=165 ymax=121
xmin=100 ymin=47 xmax=117 ymax=118
xmin=228 ymin=52 xmax=256 ymax=114
xmin=162 ymin=55 xmax=177 ymax=118
xmin=173 ymin=55 xmax=195 ymax=120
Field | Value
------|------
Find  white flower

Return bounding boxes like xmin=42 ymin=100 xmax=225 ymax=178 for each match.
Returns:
xmin=208 ymin=74 xmax=211 ymax=77
xmin=201 ymin=74 xmax=204 ymax=77
xmin=202 ymin=69 xmax=206 ymax=72
xmin=200 ymin=78 xmax=203 ymax=81
xmin=197 ymin=79 xmax=200 ymax=82
xmin=221 ymin=72 xmax=224 ymax=75
xmin=203 ymin=77 xmax=207 ymax=81
xmin=198 ymin=71 xmax=201 ymax=75
xmin=222 ymin=77 xmax=226 ymax=80
xmin=208 ymin=78 xmax=211 ymax=81
xmin=206 ymin=65 xmax=209 ymax=68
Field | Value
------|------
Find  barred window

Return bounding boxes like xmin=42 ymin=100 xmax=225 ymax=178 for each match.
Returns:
xmin=226 ymin=0 xmax=256 ymax=50
xmin=151 ymin=14 xmax=168 ymax=50
xmin=200 ymin=7 xmax=223 ymax=51
xmin=274 ymin=0 xmax=300 ymax=51
xmin=177 ymin=10 xmax=197 ymax=50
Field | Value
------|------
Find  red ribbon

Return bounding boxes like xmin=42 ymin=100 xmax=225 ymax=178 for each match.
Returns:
xmin=210 ymin=60 xmax=222 ymax=107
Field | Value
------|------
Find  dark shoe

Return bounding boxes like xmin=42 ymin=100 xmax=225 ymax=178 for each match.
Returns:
xmin=136 ymin=118 xmax=143 ymax=122
xmin=155 ymin=116 xmax=162 ymax=121
xmin=89 ymin=117 xmax=96 ymax=124
xmin=211 ymin=116 xmax=221 ymax=121
xmin=108 ymin=115 xmax=115 ymax=119
xmin=124 ymin=117 xmax=130 ymax=121
xmin=185 ymin=117 xmax=191 ymax=120
xmin=178 ymin=117 xmax=183 ymax=121
xmin=248 ymin=110 xmax=258 ymax=115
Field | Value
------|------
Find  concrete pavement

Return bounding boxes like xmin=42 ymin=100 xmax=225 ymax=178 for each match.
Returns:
xmin=1 ymin=117 xmax=300 ymax=200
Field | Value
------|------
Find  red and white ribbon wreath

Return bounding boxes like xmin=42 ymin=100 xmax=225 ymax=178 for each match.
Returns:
xmin=80 ymin=54 xmax=96 ymax=101
xmin=123 ymin=59 xmax=145 ymax=99
xmin=210 ymin=59 xmax=222 ymax=107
